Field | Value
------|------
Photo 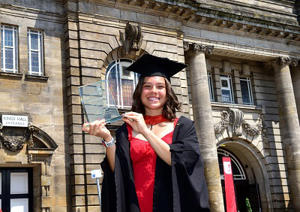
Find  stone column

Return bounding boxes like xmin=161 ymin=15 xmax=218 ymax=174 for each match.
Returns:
xmin=291 ymin=64 xmax=300 ymax=126
xmin=273 ymin=57 xmax=300 ymax=211
xmin=184 ymin=42 xmax=225 ymax=212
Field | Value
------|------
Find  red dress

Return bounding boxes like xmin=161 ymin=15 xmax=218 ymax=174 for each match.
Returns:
xmin=127 ymin=118 xmax=178 ymax=212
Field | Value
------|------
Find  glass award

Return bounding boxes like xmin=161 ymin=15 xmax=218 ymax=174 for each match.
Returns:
xmin=79 ymin=80 xmax=122 ymax=124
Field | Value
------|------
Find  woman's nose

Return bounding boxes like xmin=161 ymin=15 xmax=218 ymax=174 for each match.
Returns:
xmin=151 ymin=86 xmax=158 ymax=93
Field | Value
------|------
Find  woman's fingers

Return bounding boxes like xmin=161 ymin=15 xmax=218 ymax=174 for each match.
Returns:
xmin=123 ymin=112 xmax=142 ymax=121
xmin=122 ymin=112 xmax=148 ymax=134
xmin=82 ymin=123 xmax=90 ymax=132
xmin=82 ymin=119 xmax=108 ymax=136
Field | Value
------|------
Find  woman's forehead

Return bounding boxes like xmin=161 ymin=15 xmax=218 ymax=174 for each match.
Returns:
xmin=143 ymin=76 xmax=166 ymax=83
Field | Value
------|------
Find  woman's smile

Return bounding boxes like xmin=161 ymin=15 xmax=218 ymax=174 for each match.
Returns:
xmin=141 ymin=76 xmax=167 ymax=115
xmin=148 ymin=97 xmax=160 ymax=102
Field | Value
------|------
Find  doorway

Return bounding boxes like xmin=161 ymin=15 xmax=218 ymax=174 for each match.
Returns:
xmin=218 ymin=148 xmax=262 ymax=212
xmin=0 ymin=168 xmax=33 ymax=212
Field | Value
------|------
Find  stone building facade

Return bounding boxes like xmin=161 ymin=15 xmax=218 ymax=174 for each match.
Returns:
xmin=0 ymin=0 xmax=300 ymax=212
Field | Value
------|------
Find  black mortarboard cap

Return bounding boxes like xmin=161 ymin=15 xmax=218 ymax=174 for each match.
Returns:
xmin=126 ymin=54 xmax=186 ymax=81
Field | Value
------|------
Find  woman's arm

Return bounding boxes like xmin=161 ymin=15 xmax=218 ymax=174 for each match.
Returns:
xmin=82 ymin=120 xmax=116 ymax=171
xmin=142 ymin=128 xmax=171 ymax=165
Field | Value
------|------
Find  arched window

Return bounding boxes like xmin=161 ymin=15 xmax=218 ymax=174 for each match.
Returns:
xmin=218 ymin=148 xmax=246 ymax=180
xmin=106 ymin=59 xmax=139 ymax=109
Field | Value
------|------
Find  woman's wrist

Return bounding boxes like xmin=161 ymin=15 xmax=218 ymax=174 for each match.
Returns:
xmin=141 ymin=127 xmax=152 ymax=139
xmin=103 ymin=135 xmax=112 ymax=141
xmin=102 ymin=136 xmax=115 ymax=148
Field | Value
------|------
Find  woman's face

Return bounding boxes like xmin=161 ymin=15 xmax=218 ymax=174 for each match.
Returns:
xmin=141 ymin=76 xmax=167 ymax=114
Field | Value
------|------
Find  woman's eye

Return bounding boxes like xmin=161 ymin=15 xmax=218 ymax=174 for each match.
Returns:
xmin=143 ymin=85 xmax=152 ymax=89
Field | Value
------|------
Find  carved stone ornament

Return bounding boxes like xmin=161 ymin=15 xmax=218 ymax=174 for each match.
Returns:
xmin=214 ymin=111 xmax=230 ymax=135
xmin=229 ymin=108 xmax=244 ymax=136
xmin=275 ymin=56 xmax=299 ymax=67
xmin=0 ymin=122 xmax=57 ymax=153
xmin=0 ymin=122 xmax=31 ymax=152
xmin=183 ymin=42 xmax=214 ymax=54
xmin=214 ymin=108 xmax=263 ymax=138
xmin=120 ymin=22 xmax=142 ymax=54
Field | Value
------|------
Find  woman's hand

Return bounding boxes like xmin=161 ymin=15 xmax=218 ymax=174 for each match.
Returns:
xmin=83 ymin=119 xmax=115 ymax=171
xmin=82 ymin=119 xmax=112 ymax=140
xmin=122 ymin=112 xmax=149 ymax=135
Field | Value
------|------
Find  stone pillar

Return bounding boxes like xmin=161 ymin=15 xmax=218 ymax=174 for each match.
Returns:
xmin=273 ymin=57 xmax=300 ymax=211
xmin=291 ymin=65 xmax=300 ymax=125
xmin=184 ymin=42 xmax=225 ymax=212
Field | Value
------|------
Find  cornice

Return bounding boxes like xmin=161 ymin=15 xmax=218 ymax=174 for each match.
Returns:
xmin=183 ymin=37 xmax=300 ymax=62
xmin=0 ymin=3 xmax=65 ymax=24
xmin=91 ymin=0 xmax=300 ymax=42
xmin=4 ymin=1 xmax=299 ymax=42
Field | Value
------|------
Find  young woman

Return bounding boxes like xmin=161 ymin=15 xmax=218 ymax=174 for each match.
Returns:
xmin=82 ymin=54 xmax=210 ymax=212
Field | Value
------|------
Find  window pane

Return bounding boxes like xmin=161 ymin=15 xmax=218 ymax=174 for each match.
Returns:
xmin=31 ymin=51 xmax=39 ymax=73
xmin=11 ymin=198 xmax=28 ymax=212
xmin=5 ymin=29 xmax=13 ymax=47
xmin=240 ymin=79 xmax=253 ymax=105
xmin=1 ymin=25 xmax=17 ymax=72
xmin=30 ymin=33 xmax=39 ymax=50
xmin=1 ymin=47 xmax=3 ymax=69
xmin=28 ymin=30 xmax=43 ymax=75
xmin=222 ymin=90 xmax=232 ymax=103
xmin=221 ymin=79 xmax=228 ymax=88
xmin=106 ymin=59 xmax=135 ymax=109
xmin=122 ymin=79 xmax=134 ymax=107
xmin=10 ymin=172 xmax=28 ymax=194
xmin=107 ymin=65 xmax=118 ymax=105
xmin=5 ymin=48 xmax=14 ymax=69
xmin=240 ymin=80 xmax=250 ymax=104
xmin=208 ymin=74 xmax=214 ymax=101
xmin=1 ymin=36 xmax=3 ymax=69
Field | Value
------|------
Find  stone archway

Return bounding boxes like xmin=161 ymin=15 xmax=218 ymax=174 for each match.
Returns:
xmin=217 ymin=140 xmax=273 ymax=212
xmin=0 ymin=123 xmax=58 ymax=212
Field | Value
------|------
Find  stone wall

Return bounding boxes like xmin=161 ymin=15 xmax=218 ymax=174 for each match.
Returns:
xmin=0 ymin=1 xmax=68 ymax=211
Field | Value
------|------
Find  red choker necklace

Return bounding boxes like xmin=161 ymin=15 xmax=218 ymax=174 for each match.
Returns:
xmin=144 ymin=114 xmax=169 ymax=127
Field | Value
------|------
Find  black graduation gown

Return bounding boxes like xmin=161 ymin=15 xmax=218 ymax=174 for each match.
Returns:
xmin=100 ymin=116 xmax=210 ymax=212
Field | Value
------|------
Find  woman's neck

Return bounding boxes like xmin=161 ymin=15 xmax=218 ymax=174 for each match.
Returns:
xmin=145 ymin=109 xmax=163 ymax=116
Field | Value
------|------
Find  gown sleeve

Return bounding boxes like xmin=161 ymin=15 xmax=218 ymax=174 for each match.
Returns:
xmin=169 ymin=117 xmax=210 ymax=212
xmin=100 ymin=124 xmax=140 ymax=212
xmin=100 ymin=157 xmax=117 ymax=212
xmin=100 ymin=126 xmax=126 ymax=212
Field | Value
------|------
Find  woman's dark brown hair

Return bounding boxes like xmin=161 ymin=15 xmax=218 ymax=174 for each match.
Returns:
xmin=131 ymin=77 xmax=181 ymax=120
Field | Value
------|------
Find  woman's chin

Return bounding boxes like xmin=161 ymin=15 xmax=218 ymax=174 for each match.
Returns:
xmin=145 ymin=105 xmax=163 ymax=112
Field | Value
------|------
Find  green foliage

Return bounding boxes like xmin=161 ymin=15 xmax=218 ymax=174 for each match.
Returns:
xmin=245 ymin=197 xmax=252 ymax=212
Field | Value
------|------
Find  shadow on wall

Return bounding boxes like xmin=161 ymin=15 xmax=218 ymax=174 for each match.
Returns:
xmin=293 ymin=0 xmax=300 ymax=24
xmin=32 ymin=1 xmax=69 ymax=211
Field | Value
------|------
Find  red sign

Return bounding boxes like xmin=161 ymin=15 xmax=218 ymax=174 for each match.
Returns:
xmin=223 ymin=157 xmax=237 ymax=212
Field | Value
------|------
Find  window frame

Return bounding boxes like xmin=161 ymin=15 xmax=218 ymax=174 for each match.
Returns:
xmin=1 ymin=25 xmax=18 ymax=73
xmin=208 ymin=72 xmax=215 ymax=102
xmin=0 ymin=168 xmax=33 ymax=212
xmin=218 ymin=148 xmax=247 ymax=181
xmin=220 ymin=75 xmax=234 ymax=104
xmin=27 ymin=29 xmax=44 ymax=76
xmin=240 ymin=77 xmax=254 ymax=105
xmin=106 ymin=59 xmax=139 ymax=109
